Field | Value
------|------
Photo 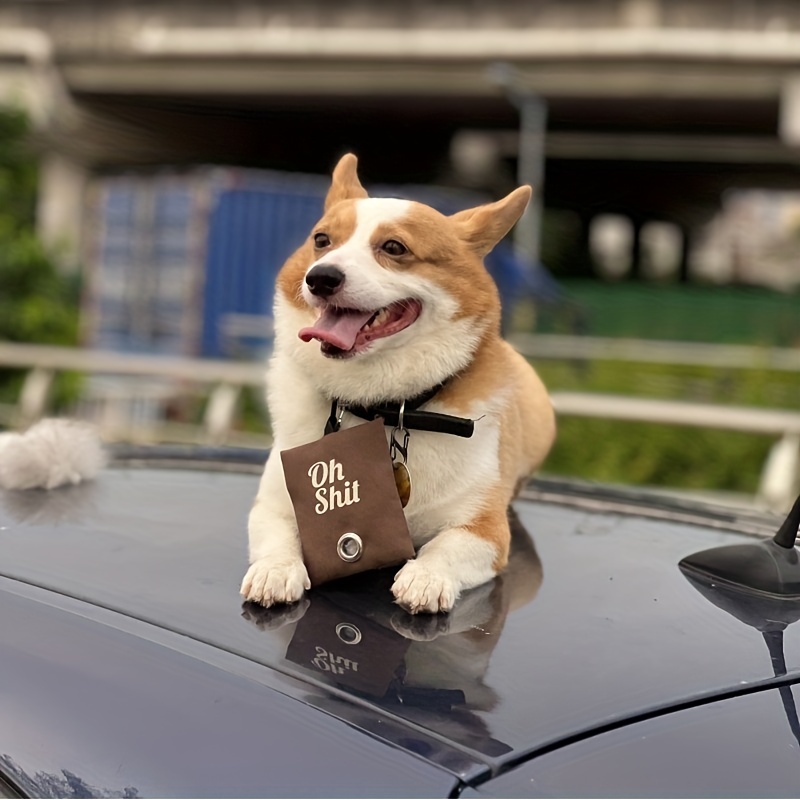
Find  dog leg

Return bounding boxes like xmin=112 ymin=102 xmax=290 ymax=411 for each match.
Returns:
xmin=392 ymin=509 xmax=509 ymax=614
xmin=240 ymin=448 xmax=310 ymax=607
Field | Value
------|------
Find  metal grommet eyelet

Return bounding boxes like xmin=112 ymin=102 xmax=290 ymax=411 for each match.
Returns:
xmin=336 ymin=622 xmax=362 ymax=645
xmin=337 ymin=532 xmax=363 ymax=563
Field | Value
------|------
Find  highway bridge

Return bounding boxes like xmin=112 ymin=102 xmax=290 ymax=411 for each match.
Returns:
xmin=2 ymin=0 xmax=800 ymax=276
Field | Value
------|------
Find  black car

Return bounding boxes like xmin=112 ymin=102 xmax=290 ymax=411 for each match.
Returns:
xmin=1 ymin=447 xmax=799 ymax=798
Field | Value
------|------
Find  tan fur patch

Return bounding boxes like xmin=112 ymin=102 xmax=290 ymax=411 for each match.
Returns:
xmin=497 ymin=344 xmax=557 ymax=480
xmin=275 ymin=201 xmax=358 ymax=308
xmin=463 ymin=492 xmax=513 ymax=573
xmin=464 ymin=341 xmax=555 ymax=479
xmin=437 ymin=338 xmax=507 ymax=413
xmin=443 ymin=338 xmax=556 ymax=575
xmin=369 ymin=204 xmax=502 ymax=325
xmin=459 ymin=361 xmax=554 ymax=574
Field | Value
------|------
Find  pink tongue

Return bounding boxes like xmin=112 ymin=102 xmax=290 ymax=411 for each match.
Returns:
xmin=299 ymin=307 xmax=375 ymax=351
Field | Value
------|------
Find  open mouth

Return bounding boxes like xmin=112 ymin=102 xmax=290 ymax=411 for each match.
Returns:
xmin=298 ymin=299 xmax=422 ymax=358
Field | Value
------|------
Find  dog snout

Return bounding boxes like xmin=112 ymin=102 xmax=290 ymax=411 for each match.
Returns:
xmin=305 ymin=264 xmax=345 ymax=298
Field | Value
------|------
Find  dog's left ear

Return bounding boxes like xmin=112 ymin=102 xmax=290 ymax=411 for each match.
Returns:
xmin=325 ymin=153 xmax=369 ymax=211
xmin=450 ymin=186 xmax=532 ymax=256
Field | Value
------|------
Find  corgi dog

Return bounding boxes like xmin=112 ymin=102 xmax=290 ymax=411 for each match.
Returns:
xmin=241 ymin=154 xmax=555 ymax=614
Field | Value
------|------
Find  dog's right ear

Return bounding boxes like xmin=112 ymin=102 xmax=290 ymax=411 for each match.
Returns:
xmin=324 ymin=153 xmax=368 ymax=211
xmin=450 ymin=186 xmax=532 ymax=257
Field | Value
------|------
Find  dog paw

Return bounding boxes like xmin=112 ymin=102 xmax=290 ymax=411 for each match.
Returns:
xmin=240 ymin=558 xmax=310 ymax=607
xmin=392 ymin=561 xmax=457 ymax=614
xmin=390 ymin=608 xmax=452 ymax=640
xmin=241 ymin=596 xmax=311 ymax=630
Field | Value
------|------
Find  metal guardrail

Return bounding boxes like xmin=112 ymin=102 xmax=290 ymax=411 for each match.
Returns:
xmin=510 ymin=333 xmax=800 ymax=372
xmin=0 ymin=342 xmax=265 ymax=385
xmin=551 ymin=391 xmax=800 ymax=435
xmin=0 ymin=342 xmax=266 ymax=448
xmin=1 ymin=340 xmax=798 ymax=509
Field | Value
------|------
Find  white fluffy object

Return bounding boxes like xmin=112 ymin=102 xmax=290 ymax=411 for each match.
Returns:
xmin=0 ymin=419 xmax=105 ymax=491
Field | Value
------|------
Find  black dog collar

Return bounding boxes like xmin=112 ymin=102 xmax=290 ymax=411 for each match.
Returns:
xmin=324 ymin=383 xmax=474 ymax=438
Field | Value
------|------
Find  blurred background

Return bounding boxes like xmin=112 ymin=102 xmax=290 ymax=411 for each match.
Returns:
xmin=0 ymin=0 xmax=799 ymax=509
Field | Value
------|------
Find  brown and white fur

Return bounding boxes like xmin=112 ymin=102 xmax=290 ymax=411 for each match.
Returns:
xmin=241 ymin=154 xmax=555 ymax=614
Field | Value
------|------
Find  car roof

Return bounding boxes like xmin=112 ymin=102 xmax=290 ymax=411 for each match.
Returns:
xmin=0 ymin=450 xmax=791 ymax=795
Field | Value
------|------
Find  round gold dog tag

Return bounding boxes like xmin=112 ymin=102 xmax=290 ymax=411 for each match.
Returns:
xmin=393 ymin=462 xmax=411 ymax=508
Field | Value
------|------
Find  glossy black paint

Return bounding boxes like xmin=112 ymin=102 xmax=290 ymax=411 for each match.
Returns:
xmin=0 ymin=580 xmax=455 ymax=799
xmin=0 ymin=462 xmax=798 ymax=797
xmin=463 ymin=685 xmax=800 ymax=798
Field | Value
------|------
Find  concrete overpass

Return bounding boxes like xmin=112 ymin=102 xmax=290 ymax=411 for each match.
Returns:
xmin=3 ymin=0 xmax=800 ymax=275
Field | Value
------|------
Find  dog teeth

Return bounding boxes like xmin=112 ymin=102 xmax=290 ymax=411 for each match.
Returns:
xmin=367 ymin=308 xmax=390 ymax=328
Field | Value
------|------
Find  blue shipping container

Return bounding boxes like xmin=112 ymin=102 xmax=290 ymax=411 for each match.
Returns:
xmin=87 ymin=168 xmax=558 ymax=360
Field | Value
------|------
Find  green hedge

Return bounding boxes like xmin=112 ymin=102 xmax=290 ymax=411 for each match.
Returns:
xmin=534 ymin=359 xmax=800 ymax=493
xmin=538 ymin=280 xmax=800 ymax=347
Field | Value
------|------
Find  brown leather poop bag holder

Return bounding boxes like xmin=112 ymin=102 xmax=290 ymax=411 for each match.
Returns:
xmin=281 ymin=419 xmax=415 ymax=586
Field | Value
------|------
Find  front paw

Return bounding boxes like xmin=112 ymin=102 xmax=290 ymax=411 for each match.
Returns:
xmin=240 ymin=558 xmax=310 ymax=607
xmin=392 ymin=560 xmax=457 ymax=614
xmin=241 ymin=596 xmax=310 ymax=630
xmin=390 ymin=608 xmax=452 ymax=640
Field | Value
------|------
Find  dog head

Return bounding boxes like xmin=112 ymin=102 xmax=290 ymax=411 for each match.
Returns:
xmin=274 ymin=154 xmax=531 ymax=404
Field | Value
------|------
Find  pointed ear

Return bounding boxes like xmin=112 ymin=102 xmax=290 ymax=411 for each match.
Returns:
xmin=324 ymin=153 xmax=368 ymax=211
xmin=450 ymin=186 xmax=532 ymax=256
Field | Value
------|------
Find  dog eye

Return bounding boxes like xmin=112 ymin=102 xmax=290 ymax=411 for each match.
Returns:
xmin=382 ymin=239 xmax=407 ymax=256
xmin=313 ymin=232 xmax=331 ymax=249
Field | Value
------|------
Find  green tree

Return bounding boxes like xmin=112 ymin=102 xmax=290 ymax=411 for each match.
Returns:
xmin=0 ymin=106 xmax=79 ymax=345
xmin=0 ymin=106 xmax=80 ymax=405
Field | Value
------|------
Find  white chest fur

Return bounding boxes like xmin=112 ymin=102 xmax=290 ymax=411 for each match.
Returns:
xmin=267 ymin=337 xmax=503 ymax=548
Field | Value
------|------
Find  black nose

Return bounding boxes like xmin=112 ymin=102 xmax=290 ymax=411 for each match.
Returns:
xmin=305 ymin=264 xmax=345 ymax=297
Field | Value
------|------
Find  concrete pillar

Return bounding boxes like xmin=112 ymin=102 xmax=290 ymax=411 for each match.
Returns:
xmin=678 ymin=226 xmax=691 ymax=284
xmin=640 ymin=220 xmax=682 ymax=280
xmin=515 ymin=95 xmax=548 ymax=266
xmin=589 ymin=214 xmax=634 ymax=279
xmin=629 ymin=219 xmax=642 ymax=280
xmin=779 ymin=73 xmax=800 ymax=147
xmin=36 ymin=151 xmax=88 ymax=272
xmin=486 ymin=64 xmax=547 ymax=267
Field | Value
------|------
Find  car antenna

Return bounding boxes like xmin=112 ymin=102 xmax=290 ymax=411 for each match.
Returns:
xmin=774 ymin=492 xmax=800 ymax=550
xmin=679 ymin=493 xmax=800 ymax=599
xmin=679 ymin=493 xmax=800 ymax=749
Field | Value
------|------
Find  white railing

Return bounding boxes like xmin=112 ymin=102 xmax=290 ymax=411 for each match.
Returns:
xmin=510 ymin=333 xmax=800 ymax=372
xmin=1 ymin=339 xmax=798 ymax=509
xmin=0 ymin=341 xmax=267 ymax=448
